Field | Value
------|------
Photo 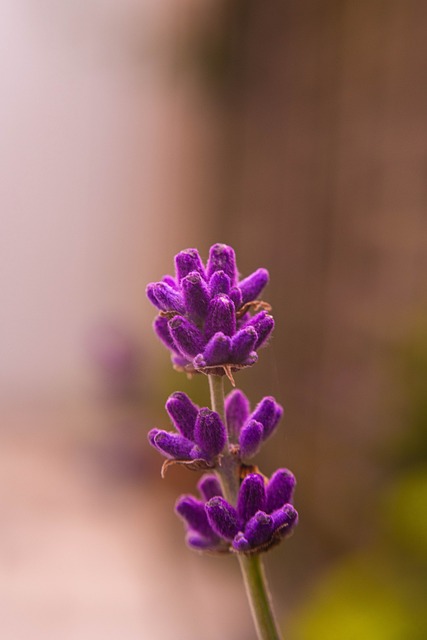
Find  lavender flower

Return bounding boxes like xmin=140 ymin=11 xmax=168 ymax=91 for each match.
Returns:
xmin=146 ymin=242 xmax=298 ymax=640
xmin=147 ymin=392 xmax=226 ymax=469
xmin=146 ymin=244 xmax=273 ymax=381
xmin=176 ymin=470 xmax=298 ymax=555
xmin=225 ymin=389 xmax=284 ymax=459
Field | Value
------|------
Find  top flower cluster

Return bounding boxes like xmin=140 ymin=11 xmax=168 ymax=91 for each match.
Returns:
xmin=146 ymin=244 xmax=274 ymax=379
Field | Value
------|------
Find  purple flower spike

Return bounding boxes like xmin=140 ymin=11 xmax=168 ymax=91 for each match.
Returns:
xmin=246 ymin=311 xmax=275 ymax=349
xmin=207 ymin=244 xmax=238 ymax=286
xmin=175 ymin=495 xmax=217 ymax=540
xmin=197 ymin=474 xmax=223 ymax=501
xmin=209 ymin=270 xmax=231 ymax=297
xmin=231 ymin=326 xmax=258 ymax=363
xmin=182 ymin=272 xmax=210 ymax=322
xmin=239 ymin=419 xmax=264 ymax=459
xmin=165 ymin=392 xmax=198 ymax=441
xmin=271 ymin=504 xmax=298 ymax=538
xmin=243 ymin=511 xmax=274 ymax=547
xmin=146 ymin=282 xmax=185 ymax=314
xmin=225 ymin=389 xmax=250 ymax=440
xmin=237 ymin=473 xmax=266 ymax=525
xmin=201 ymin=332 xmax=232 ymax=366
xmin=205 ymin=295 xmax=236 ymax=340
xmin=149 ymin=430 xmax=194 ymax=459
xmin=194 ymin=408 xmax=226 ymax=457
xmin=168 ymin=316 xmax=204 ymax=359
xmin=206 ymin=496 xmax=239 ymax=540
xmin=175 ymin=248 xmax=206 ymax=283
xmin=266 ymin=469 xmax=296 ymax=513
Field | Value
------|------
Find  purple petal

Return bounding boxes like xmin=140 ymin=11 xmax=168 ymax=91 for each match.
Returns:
xmin=271 ymin=504 xmax=298 ymax=538
xmin=209 ymin=271 xmax=231 ymax=297
xmin=149 ymin=430 xmax=193 ymax=459
xmin=198 ymin=474 xmax=223 ymax=501
xmin=146 ymin=282 xmax=185 ymax=314
xmin=206 ymin=496 xmax=239 ymax=540
xmin=147 ymin=428 xmax=160 ymax=448
xmin=239 ymin=419 xmax=263 ymax=459
xmin=153 ymin=316 xmax=179 ymax=354
xmin=230 ymin=326 xmax=258 ymax=364
xmin=266 ymin=469 xmax=296 ymax=513
xmin=232 ymin=532 xmax=250 ymax=552
xmin=250 ymin=397 xmax=281 ymax=436
xmin=162 ymin=275 xmax=177 ymax=288
xmin=182 ymin=271 xmax=210 ymax=322
xmin=175 ymin=495 xmax=217 ymax=539
xmin=165 ymin=392 xmax=199 ymax=440
xmin=262 ymin=403 xmax=283 ymax=441
xmin=205 ymin=295 xmax=236 ymax=340
xmin=168 ymin=316 xmax=204 ymax=359
xmin=186 ymin=531 xmax=218 ymax=551
xmin=229 ymin=287 xmax=243 ymax=309
xmin=207 ymin=244 xmax=238 ymax=286
xmin=237 ymin=473 xmax=266 ymax=526
xmin=201 ymin=332 xmax=231 ymax=366
xmin=245 ymin=311 xmax=274 ymax=349
xmin=243 ymin=511 xmax=274 ymax=548
xmin=225 ymin=389 xmax=250 ymax=441
xmin=194 ymin=408 xmax=226 ymax=458
xmin=175 ymin=248 xmax=206 ymax=282
xmin=238 ymin=268 xmax=269 ymax=305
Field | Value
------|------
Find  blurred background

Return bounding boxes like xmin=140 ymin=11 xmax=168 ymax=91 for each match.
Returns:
xmin=1 ymin=1 xmax=427 ymax=638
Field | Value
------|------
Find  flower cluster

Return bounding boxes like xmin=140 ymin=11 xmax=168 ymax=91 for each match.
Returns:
xmin=146 ymin=244 xmax=274 ymax=379
xmin=148 ymin=392 xmax=226 ymax=470
xmin=148 ymin=389 xmax=283 ymax=469
xmin=146 ymin=244 xmax=298 ymax=557
xmin=176 ymin=470 xmax=297 ymax=554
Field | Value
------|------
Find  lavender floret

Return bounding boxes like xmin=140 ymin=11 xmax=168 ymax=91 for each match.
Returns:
xmin=205 ymin=496 xmax=240 ymax=541
xmin=239 ymin=419 xmax=264 ymax=459
xmin=237 ymin=474 xmax=266 ymax=526
xmin=194 ymin=408 xmax=226 ymax=458
xmin=197 ymin=474 xmax=223 ymax=501
xmin=165 ymin=392 xmax=198 ymax=440
xmin=225 ymin=389 xmax=250 ymax=440
xmin=266 ymin=469 xmax=296 ymax=513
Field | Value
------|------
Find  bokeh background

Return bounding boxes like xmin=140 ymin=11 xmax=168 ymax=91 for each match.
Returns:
xmin=1 ymin=1 xmax=427 ymax=638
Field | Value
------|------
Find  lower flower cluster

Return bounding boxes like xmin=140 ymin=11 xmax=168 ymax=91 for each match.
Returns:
xmin=147 ymin=387 xmax=298 ymax=555
xmin=176 ymin=470 xmax=298 ymax=555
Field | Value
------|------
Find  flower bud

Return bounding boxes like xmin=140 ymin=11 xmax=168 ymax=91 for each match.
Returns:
xmin=237 ymin=474 xmax=266 ymax=525
xmin=165 ymin=392 xmax=199 ymax=440
xmin=194 ymin=408 xmax=226 ymax=458
xmin=207 ymin=244 xmax=238 ymax=286
xmin=206 ymin=497 xmax=239 ymax=540
xmin=238 ymin=268 xmax=269 ymax=304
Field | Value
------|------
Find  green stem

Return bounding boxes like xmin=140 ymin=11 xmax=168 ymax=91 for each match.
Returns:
xmin=208 ymin=374 xmax=283 ymax=640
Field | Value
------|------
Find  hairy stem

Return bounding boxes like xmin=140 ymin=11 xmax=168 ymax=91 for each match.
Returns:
xmin=208 ymin=374 xmax=283 ymax=640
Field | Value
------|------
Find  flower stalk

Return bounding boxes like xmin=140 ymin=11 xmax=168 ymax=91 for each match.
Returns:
xmin=209 ymin=374 xmax=283 ymax=640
